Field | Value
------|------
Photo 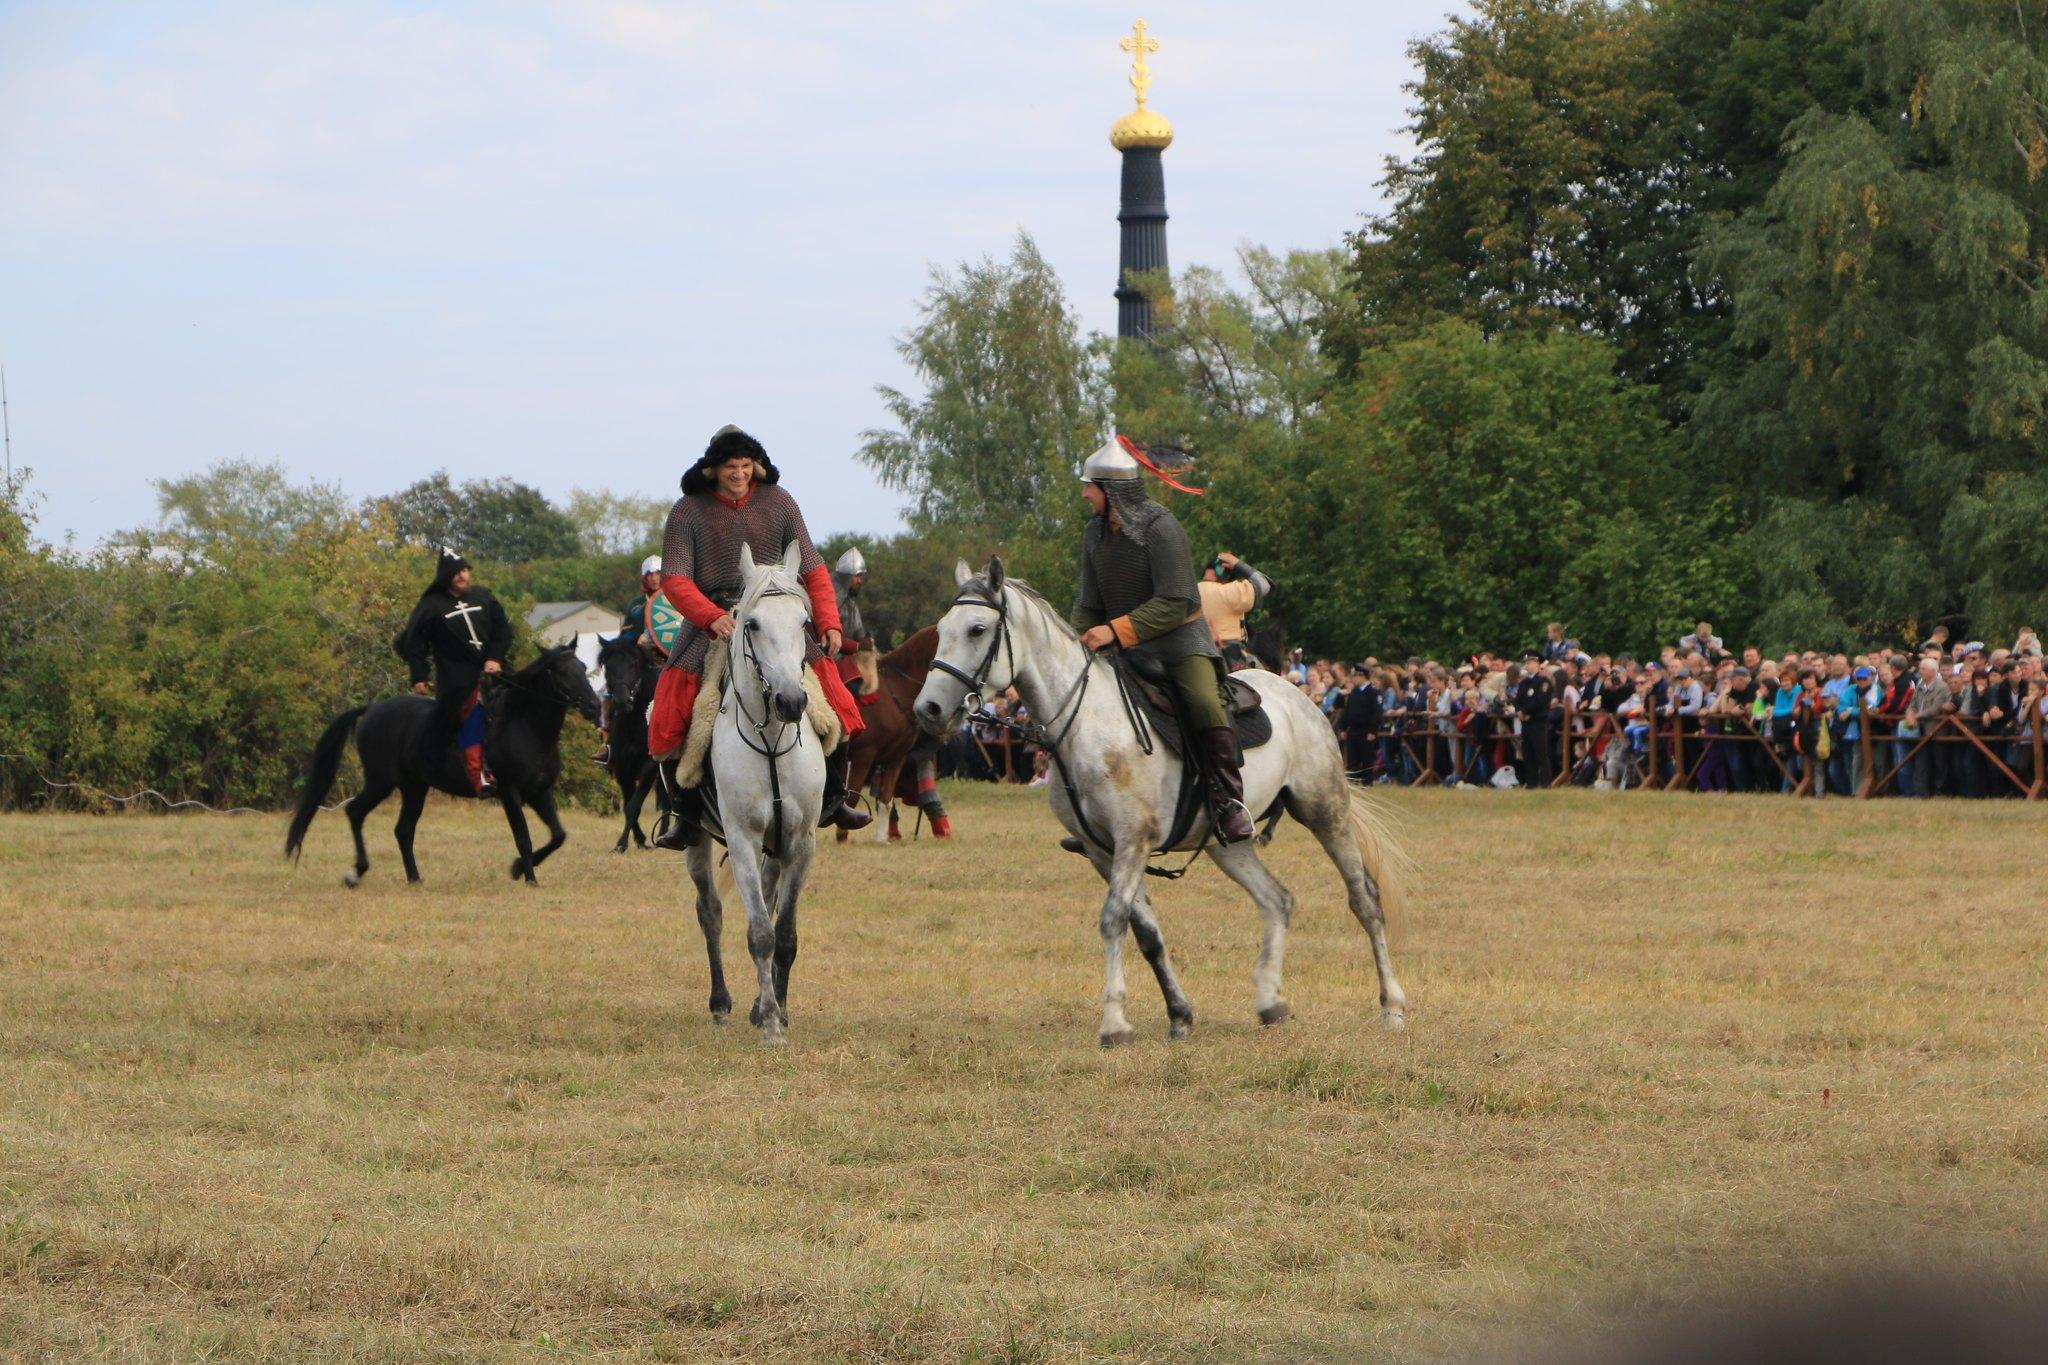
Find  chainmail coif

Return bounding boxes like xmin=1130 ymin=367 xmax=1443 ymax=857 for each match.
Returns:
xmin=1100 ymin=477 xmax=1168 ymax=546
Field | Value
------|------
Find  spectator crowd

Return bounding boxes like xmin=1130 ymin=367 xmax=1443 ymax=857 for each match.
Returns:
xmin=923 ymin=612 xmax=2048 ymax=802
xmin=1287 ymin=621 xmax=2048 ymax=798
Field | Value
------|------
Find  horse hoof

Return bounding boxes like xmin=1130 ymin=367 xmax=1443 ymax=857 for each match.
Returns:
xmin=1099 ymin=1028 xmax=1138 ymax=1049
xmin=749 ymin=1001 xmax=767 ymax=1027
xmin=1258 ymin=1002 xmax=1292 ymax=1027
xmin=759 ymin=1031 xmax=787 ymax=1048
xmin=342 ymin=872 xmax=360 ymax=889
xmin=1168 ymin=1019 xmax=1193 ymax=1041
xmin=508 ymin=859 xmax=525 ymax=879
xmin=710 ymin=1009 xmax=731 ymax=1027
xmin=1381 ymin=1008 xmax=1406 ymax=1033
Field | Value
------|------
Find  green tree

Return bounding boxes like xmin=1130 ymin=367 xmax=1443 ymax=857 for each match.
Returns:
xmin=1199 ymin=323 xmax=1735 ymax=660
xmin=1327 ymin=0 xmax=1698 ymax=389
xmin=1121 ymin=247 xmax=1344 ymax=434
xmin=565 ymin=487 xmax=669 ymax=558
xmin=375 ymin=472 xmax=580 ymax=562
xmin=457 ymin=477 xmax=581 ymax=562
xmin=1696 ymin=0 xmax=2048 ymax=645
xmin=377 ymin=471 xmax=467 ymax=549
xmin=859 ymin=232 xmax=1107 ymax=552
xmin=1328 ymin=0 xmax=1866 ymax=415
xmin=153 ymin=459 xmax=352 ymax=552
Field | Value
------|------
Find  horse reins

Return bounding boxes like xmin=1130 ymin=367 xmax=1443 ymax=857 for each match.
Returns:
xmin=935 ymin=584 xmax=1163 ymax=861
xmin=721 ymin=583 xmax=812 ymax=861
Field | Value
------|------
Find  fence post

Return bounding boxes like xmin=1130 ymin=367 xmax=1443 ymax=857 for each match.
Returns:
xmin=1857 ymin=689 xmax=1876 ymax=798
xmin=2033 ymin=699 xmax=2046 ymax=801
xmin=1644 ymin=700 xmax=1658 ymax=794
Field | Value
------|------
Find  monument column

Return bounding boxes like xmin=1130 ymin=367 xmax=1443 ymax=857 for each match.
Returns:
xmin=1111 ymin=19 xmax=1175 ymax=341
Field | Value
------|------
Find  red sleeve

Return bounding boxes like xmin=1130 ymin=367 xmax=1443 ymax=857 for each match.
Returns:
xmin=663 ymin=574 xmax=726 ymax=631
xmin=802 ymin=565 xmax=842 ymax=635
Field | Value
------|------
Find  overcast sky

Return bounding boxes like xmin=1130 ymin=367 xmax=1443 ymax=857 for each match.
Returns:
xmin=1 ymin=1 xmax=1464 ymax=549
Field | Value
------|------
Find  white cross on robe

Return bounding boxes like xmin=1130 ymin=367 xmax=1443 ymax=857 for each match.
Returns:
xmin=446 ymin=600 xmax=485 ymax=650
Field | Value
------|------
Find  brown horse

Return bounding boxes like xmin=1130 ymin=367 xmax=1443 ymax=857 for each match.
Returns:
xmin=838 ymin=625 xmax=952 ymax=844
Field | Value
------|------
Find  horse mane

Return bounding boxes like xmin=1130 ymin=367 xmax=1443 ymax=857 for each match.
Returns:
xmin=737 ymin=559 xmax=807 ymax=618
xmin=964 ymin=574 xmax=1081 ymax=645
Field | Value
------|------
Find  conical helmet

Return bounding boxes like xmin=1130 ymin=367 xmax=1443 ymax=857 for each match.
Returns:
xmin=1079 ymin=437 xmax=1141 ymax=482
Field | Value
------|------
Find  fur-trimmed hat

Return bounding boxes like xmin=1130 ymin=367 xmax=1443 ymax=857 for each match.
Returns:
xmin=682 ymin=424 xmax=781 ymax=496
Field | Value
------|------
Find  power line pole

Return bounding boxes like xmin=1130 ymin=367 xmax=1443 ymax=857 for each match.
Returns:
xmin=1 ymin=365 xmax=12 ymax=483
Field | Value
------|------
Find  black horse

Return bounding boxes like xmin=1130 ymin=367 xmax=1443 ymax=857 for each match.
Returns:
xmin=596 ymin=635 xmax=668 ymax=853
xmin=286 ymin=644 xmax=601 ymax=886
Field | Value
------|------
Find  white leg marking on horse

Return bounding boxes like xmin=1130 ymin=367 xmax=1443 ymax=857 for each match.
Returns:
xmin=1305 ymin=789 xmax=1409 ymax=1029
xmin=1210 ymin=842 xmax=1295 ymax=1023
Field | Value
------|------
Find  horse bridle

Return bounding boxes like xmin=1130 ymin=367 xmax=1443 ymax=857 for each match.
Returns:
xmin=722 ymin=580 xmax=812 ymax=858
xmin=929 ymin=584 xmax=1163 ymax=861
xmin=928 ymin=585 xmax=1017 ymax=720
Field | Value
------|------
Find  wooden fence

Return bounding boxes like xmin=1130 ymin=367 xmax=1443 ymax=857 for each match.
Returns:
xmin=1358 ymin=698 xmax=2048 ymax=799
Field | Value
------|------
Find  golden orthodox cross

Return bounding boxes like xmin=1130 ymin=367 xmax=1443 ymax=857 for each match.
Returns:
xmin=1120 ymin=19 xmax=1160 ymax=108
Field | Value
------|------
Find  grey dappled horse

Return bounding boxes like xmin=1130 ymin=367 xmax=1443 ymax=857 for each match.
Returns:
xmin=683 ymin=541 xmax=828 ymax=1046
xmin=914 ymin=556 xmax=1408 ymax=1046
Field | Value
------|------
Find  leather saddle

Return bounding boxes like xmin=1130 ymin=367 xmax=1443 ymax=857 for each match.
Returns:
xmin=1114 ymin=651 xmax=1274 ymax=758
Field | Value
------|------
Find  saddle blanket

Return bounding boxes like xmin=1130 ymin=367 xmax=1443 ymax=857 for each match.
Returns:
xmin=658 ymin=638 xmax=843 ymax=788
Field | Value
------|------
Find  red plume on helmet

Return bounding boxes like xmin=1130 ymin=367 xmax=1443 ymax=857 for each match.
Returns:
xmin=1115 ymin=435 xmax=1205 ymax=495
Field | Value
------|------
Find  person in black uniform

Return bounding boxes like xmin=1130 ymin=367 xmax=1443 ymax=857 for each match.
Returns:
xmin=1340 ymin=666 xmax=1384 ymax=781
xmin=1512 ymin=653 xmax=1554 ymax=789
xmin=397 ymin=547 xmax=512 ymax=795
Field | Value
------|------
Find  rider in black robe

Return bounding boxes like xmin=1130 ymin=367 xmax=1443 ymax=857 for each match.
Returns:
xmin=397 ymin=547 xmax=511 ymax=793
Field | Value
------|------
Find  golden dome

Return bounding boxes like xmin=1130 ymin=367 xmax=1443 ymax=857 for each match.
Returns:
xmin=1110 ymin=105 xmax=1174 ymax=150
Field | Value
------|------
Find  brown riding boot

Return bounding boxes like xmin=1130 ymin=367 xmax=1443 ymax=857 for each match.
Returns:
xmin=1199 ymin=726 xmax=1257 ymax=844
xmin=651 ymin=760 xmax=702 ymax=850
xmin=820 ymin=743 xmax=872 ymax=831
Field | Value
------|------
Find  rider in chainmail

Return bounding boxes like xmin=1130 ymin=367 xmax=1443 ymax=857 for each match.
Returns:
xmin=1070 ymin=436 xmax=1254 ymax=845
xmin=829 ymin=546 xmax=871 ymax=693
xmin=644 ymin=425 xmax=872 ymax=848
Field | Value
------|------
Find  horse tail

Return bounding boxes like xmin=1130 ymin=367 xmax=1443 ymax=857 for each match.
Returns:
xmin=285 ymin=706 xmax=367 ymax=862
xmin=1344 ymin=783 xmax=1413 ymax=946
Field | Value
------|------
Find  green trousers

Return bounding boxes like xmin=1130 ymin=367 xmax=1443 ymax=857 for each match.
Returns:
xmin=1164 ymin=653 xmax=1232 ymax=732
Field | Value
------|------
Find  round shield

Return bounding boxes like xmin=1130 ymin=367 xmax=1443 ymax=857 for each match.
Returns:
xmin=646 ymin=591 xmax=686 ymax=657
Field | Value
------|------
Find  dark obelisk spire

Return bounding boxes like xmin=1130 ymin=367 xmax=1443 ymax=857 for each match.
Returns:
xmin=1111 ymin=19 xmax=1174 ymax=341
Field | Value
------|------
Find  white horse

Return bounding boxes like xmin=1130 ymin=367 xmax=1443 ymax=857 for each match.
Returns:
xmin=683 ymin=541 xmax=826 ymax=1046
xmin=914 ymin=556 xmax=1408 ymax=1046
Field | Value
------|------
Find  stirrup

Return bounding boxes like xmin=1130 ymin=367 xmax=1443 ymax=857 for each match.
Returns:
xmin=1208 ymin=791 xmax=1256 ymax=844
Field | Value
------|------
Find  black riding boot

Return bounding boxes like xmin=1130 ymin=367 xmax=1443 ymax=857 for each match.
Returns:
xmin=1199 ymin=726 xmax=1257 ymax=844
xmin=651 ymin=760 xmax=703 ymax=850
xmin=820 ymin=742 xmax=873 ymax=831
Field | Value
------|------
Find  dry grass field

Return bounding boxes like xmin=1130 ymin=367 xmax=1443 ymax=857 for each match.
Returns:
xmin=3 ymin=784 xmax=2047 ymax=1361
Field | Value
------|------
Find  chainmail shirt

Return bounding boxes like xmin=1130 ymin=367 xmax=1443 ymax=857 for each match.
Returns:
xmin=659 ymin=484 xmax=827 ymax=676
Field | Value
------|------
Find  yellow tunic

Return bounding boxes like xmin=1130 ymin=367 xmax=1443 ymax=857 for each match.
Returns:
xmin=1199 ymin=578 xmax=1257 ymax=645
